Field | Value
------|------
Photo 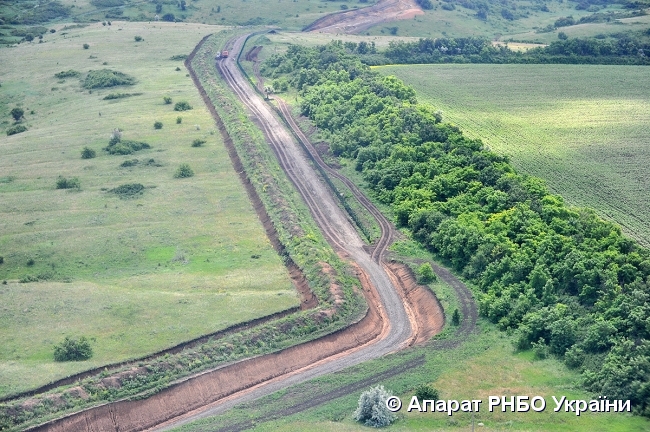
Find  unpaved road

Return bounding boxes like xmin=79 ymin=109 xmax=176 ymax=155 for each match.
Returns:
xmin=304 ymin=0 xmax=424 ymax=34
xmin=150 ymin=32 xmax=419 ymax=430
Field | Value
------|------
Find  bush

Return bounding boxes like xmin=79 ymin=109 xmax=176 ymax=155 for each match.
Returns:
xmin=0 ymin=257 xmax=3 ymax=264
xmin=162 ymin=13 xmax=175 ymax=22
xmin=354 ymin=386 xmax=397 ymax=428
xmin=416 ymin=263 xmax=436 ymax=284
xmin=105 ymin=139 xmax=151 ymax=155
xmin=176 ymin=116 xmax=182 ymax=124
xmin=154 ymin=121 xmax=163 ymax=129
xmin=53 ymin=336 xmax=93 ymax=361
xmin=163 ymin=96 xmax=172 ymax=104
xmin=103 ymin=92 xmax=142 ymax=100
xmin=558 ymin=31 xmax=568 ymax=40
xmin=415 ymin=383 xmax=439 ymax=402
xmin=451 ymin=308 xmax=461 ymax=326
xmin=134 ymin=35 xmax=143 ymax=42
xmin=109 ymin=183 xmax=145 ymax=198
xmin=174 ymin=101 xmax=192 ymax=111
xmin=6 ymin=124 xmax=27 ymax=136
xmin=54 ymin=70 xmax=80 ymax=79
xmin=10 ymin=107 xmax=24 ymax=121
xmin=191 ymin=139 xmax=206 ymax=147
xmin=83 ymin=69 xmax=136 ymax=89
xmin=120 ymin=159 xmax=139 ymax=167
xmin=174 ymin=163 xmax=194 ymax=178
xmin=83 ymin=43 xmax=90 ymax=49
xmin=56 ymin=176 xmax=80 ymax=189
xmin=81 ymin=147 xmax=96 ymax=159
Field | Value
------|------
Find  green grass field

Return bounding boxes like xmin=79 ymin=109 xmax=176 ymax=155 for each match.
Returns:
xmin=0 ymin=22 xmax=298 ymax=397
xmin=379 ymin=63 xmax=650 ymax=246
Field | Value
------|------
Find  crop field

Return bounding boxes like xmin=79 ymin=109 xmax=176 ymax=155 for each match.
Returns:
xmin=380 ymin=63 xmax=650 ymax=246
xmin=0 ymin=22 xmax=299 ymax=397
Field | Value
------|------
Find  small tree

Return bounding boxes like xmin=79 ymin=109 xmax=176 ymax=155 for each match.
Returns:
xmin=154 ymin=121 xmax=163 ymax=129
xmin=53 ymin=336 xmax=93 ymax=361
xmin=83 ymin=43 xmax=90 ymax=49
xmin=451 ymin=308 xmax=461 ymax=326
xmin=134 ymin=35 xmax=143 ymax=42
xmin=417 ymin=263 xmax=436 ymax=284
xmin=558 ymin=31 xmax=568 ymax=40
xmin=176 ymin=116 xmax=182 ymax=124
xmin=163 ymin=96 xmax=172 ymax=104
xmin=56 ymin=176 xmax=80 ymax=189
xmin=10 ymin=107 xmax=24 ymax=121
xmin=192 ymin=139 xmax=206 ymax=147
xmin=81 ymin=147 xmax=96 ymax=159
xmin=354 ymin=385 xmax=397 ymax=428
xmin=415 ymin=384 xmax=439 ymax=402
xmin=174 ymin=163 xmax=194 ymax=178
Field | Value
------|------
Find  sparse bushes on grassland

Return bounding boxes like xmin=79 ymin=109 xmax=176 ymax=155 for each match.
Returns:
xmin=163 ymin=96 xmax=172 ymax=104
xmin=10 ymin=107 xmax=24 ymax=121
xmin=53 ymin=336 xmax=93 ymax=362
xmin=83 ymin=69 xmax=136 ymax=89
xmin=81 ymin=147 xmax=96 ymax=159
xmin=134 ymin=36 xmax=143 ymax=42
xmin=154 ymin=121 xmax=163 ymax=129
xmin=176 ymin=116 xmax=182 ymax=124
xmin=169 ymin=54 xmax=187 ymax=61
xmin=56 ymin=176 xmax=80 ymax=189
xmin=6 ymin=125 xmax=27 ymax=136
xmin=54 ymin=70 xmax=80 ymax=79
xmin=83 ymin=43 xmax=90 ymax=49
xmin=174 ymin=163 xmax=194 ymax=178
xmin=415 ymin=383 xmax=439 ymax=402
xmin=192 ymin=139 xmax=206 ymax=147
xmin=174 ymin=101 xmax=192 ymax=111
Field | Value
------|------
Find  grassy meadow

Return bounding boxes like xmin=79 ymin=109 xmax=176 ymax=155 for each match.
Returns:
xmin=174 ymin=323 xmax=650 ymax=431
xmin=0 ymin=22 xmax=298 ymax=397
xmin=379 ymin=63 xmax=650 ymax=246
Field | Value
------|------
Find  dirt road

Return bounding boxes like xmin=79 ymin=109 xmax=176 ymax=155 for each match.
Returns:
xmin=304 ymin=0 xmax=424 ymax=34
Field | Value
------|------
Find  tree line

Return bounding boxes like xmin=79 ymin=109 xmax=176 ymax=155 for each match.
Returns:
xmin=347 ymin=35 xmax=650 ymax=65
xmin=262 ymin=41 xmax=650 ymax=415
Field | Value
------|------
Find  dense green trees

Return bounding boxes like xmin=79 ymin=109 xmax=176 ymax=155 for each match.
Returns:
xmin=263 ymin=42 xmax=650 ymax=415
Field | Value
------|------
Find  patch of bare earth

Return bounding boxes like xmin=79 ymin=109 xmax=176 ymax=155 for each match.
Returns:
xmin=304 ymin=0 xmax=424 ymax=34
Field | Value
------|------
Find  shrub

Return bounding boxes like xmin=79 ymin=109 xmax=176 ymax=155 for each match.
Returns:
xmin=174 ymin=101 xmax=192 ymax=111
xmin=103 ymin=92 xmax=142 ymax=100
xmin=56 ymin=176 xmax=80 ymax=189
xmin=415 ymin=383 xmax=439 ymax=402
xmin=176 ymin=116 xmax=182 ymax=124
xmin=27 ymin=258 xmax=35 ymax=266
xmin=83 ymin=69 xmax=136 ymax=89
xmin=162 ymin=13 xmax=175 ymax=22
xmin=54 ymin=70 xmax=80 ymax=79
xmin=192 ymin=139 xmax=206 ymax=147
xmin=163 ymin=96 xmax=172 ymax=104
xmin=175 ymin=66 xmax=181 ymax=71
xmin=109 ymin=183 xmax=145 ymax=198
xmin=0 ymin=257 xmax=3 ymax=264
xmin=558 ymin=31 xmax=568 ymax=40
xmin=169 ymin=54 xmax=187 ymax=61
xmin=53 ymin=336 xmax=93 ymax=362
xmin=134 ymin=35 xmax=143 ymax=42
xmin=81 ymin=147 xmax=96 ymax=159
xmin=120 ymin=159 xmax=139 ymax=167
xmin=10 ymin=107 xmax=24 ymax=121
xmin=416 ymin=263 xmax=436 ymax=284
xmin=174 ymin=163 xmax=194 ymax=178
xmin=451 ymin=308 xmax=461 ymax=326
xmin=354 ymin=386 xmax=397 ymax=428
xmin=83 ymin=43 xmax=90 ymax=49
xmin=6 ymin=125 xmax=27 ymax=136
xmin=154 ymin=121 xmax=163 ymax=129
xmin=105 ymin=139 xmax=151 ymax=155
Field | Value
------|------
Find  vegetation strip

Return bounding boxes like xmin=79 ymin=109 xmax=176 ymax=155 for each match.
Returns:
xmin=262 ymin=40 xmax=650 ymax=416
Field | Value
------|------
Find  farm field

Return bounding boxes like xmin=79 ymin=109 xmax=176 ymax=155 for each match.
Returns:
xmin=0 ymin=22 xmax=298 ymax=397
xmin=379 ymin=63 xmax=650 ymax=246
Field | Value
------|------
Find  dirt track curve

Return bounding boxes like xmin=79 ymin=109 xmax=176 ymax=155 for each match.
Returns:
xmin=303 ymin=0 xmax=424 ymax=34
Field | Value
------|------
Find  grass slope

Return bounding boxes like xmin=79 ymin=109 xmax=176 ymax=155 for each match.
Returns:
xmin=379 ymin=63 xmax=650 ymax=246
xmin=0 ymin=22 xmax=298 ymax=397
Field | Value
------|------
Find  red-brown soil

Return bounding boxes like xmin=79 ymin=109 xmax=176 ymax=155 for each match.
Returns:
xmin=304 ymin=0 xmax=424 ymax=34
